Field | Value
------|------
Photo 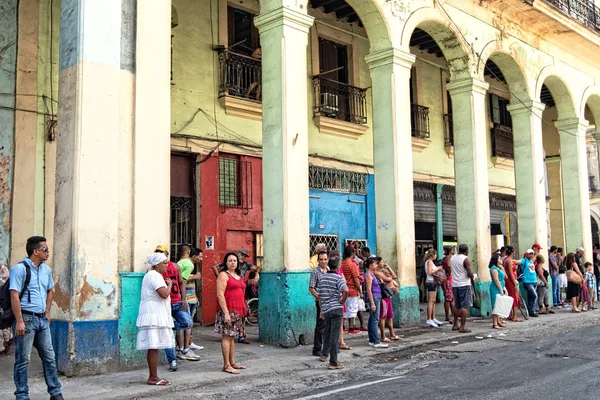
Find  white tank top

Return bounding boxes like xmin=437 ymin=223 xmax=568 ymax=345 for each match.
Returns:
xmin=425 ymin=260 xmax=435 ymax=282
xmin=450 ymin=254 xmax=470 ymax=287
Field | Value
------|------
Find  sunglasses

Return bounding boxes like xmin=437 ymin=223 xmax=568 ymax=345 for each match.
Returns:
xmin=37 ymin=247 xmax=49 ymax=252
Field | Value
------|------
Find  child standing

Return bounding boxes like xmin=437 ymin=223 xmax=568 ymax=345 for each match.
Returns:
xmin=584 ymin=262 xmax=596 ymax=310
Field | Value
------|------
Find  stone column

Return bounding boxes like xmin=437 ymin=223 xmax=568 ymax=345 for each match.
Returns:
xmin=447 ymin=78 xmax=492 ymax=317
xmin=365 ymin=49 xmax=418 ymax=325
xmin=556 ymin=118 xmax=593 ymax=257
xmin=254 ymin=7 xmax=314 ymax=347
xmin=508 ymin=101 xmax=549 ymax=255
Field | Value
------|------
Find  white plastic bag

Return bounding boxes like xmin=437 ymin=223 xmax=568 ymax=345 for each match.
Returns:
xmin=492 ymin=294 xmax=513 ymax=319
xmin=358 ymin=298 xmax=366 ymax=312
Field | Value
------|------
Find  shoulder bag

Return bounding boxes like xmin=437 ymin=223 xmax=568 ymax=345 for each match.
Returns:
xmin=566 ymin=265 xmax=582 ymax=285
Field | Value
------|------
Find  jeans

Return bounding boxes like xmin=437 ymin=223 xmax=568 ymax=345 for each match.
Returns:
xmin=551 ymin=275 xmax=560 ymax=306
xmin=524 ymin=283 xmax=538 ymax=316
xmin=172 ymin=302 xmax=193 ymax=331
xmin=164 ymin=346 xmax=177 ymax=362
xmin=367 ymin=296 xmax=382 ymax=345
xmin=312 ymin=302 xmax=326 ymax=355
xmin=13 ymin=315 xmax=61 ymax=400
xmin=322 ymin=308 xmax=343 ymax=366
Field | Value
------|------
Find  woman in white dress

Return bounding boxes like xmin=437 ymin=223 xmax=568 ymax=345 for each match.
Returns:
xmin=137 ymin=253 xmax=174 ymax=386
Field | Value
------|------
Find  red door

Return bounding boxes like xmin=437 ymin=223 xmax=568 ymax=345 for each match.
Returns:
xmin=226 ymin=230 xmax=255 ymax=264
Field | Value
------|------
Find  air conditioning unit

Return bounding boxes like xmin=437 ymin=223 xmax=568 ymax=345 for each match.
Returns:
xmin=321 ymin=92 xmax=339 ymax=116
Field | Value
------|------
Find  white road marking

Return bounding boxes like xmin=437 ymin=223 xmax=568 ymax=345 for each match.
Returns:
xmin=294 ymin=375 xmax=406 ymax=400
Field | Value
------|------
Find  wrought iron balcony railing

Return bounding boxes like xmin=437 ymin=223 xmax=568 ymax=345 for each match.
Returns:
xmin=218 ymin=49 xmax=262 ymax=102
xmin=411 ymin=104 xmax=430 ymax=139
xmin=543 ymin=0 xmax=600 ymax=32
xmin=443 ymin=113 xmax=453 ymax=146
xmin=313 ymin=76 xmax=368 ymax=125
xmin=491 ymin=123 xmax=514 ymax=159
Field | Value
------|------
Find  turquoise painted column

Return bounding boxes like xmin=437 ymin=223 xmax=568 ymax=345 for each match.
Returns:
xmin=254 ymin=7 xmax=315 ymax=347
xmin=365 ymin=49 xmax=419 ymax=326
xmin=508 ymin=101 xmax=548 ymax=257
xmin=0 ymin=0 xmax=17 ymax=264
xmin=447 ymin=78 xmax=492 ymax=317
xmin=556 ymin=118 xmax=593 ymax=257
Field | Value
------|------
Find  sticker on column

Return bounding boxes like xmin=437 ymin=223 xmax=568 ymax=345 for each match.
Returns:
xmin=205 ymin=236 xmax=214 ymax=250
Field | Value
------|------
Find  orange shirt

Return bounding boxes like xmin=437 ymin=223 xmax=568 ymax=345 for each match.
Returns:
xmin=341 ymin=259 xmax=360 ymax=297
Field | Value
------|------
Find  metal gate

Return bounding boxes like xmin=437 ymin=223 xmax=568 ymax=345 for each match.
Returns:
xmin=170 ymin=196 xmax=195 ymax=261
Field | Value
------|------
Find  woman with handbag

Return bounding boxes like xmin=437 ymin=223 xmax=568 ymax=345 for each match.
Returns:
xmin=378 ymin=260 xmax=401 ymax=342
xmin=424 ymin=249 xmax=443 ymax=328
xmin=365 ymin=258 xmax=388 ymax=348
xmin=489 ymin=254 xmax=508 ymax=329
xmin=565 ymin=253 xmax=584 ymax=313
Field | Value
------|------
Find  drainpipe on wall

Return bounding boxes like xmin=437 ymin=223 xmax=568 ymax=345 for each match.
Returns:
xmin=436 ymin=184 xmax=444 ymax=256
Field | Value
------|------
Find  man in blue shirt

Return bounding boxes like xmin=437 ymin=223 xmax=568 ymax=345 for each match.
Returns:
xmin=10 ymin=236 xmax=63 ymax=400
xmin=521 ymin=249 xmax=539 ymax=318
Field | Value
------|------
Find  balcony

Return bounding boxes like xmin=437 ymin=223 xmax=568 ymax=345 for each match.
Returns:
xmin=543 ymin=0 xmax=600 ymax=31
xmin=313 ymin=76 xmax=368 ymax=139
xmin=218 ymin=49 xmax=262 ymax=120
xmin=443 ymin=113 xmax=454 ymax=158
xmin=491 ymin=123 xmax=514 ymax=170
xmin=410 ymin=104 xmax=431 ymax=152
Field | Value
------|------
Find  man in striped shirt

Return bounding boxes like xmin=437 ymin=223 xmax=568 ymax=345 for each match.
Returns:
xmin=316 ymin=257 xmax=349 ymax=370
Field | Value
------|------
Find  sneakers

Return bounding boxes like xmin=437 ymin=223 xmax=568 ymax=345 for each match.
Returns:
xmin=433 ymin=318 xmax=443 ymax=325
xmin=50 ymin=395 xmax=65 ymax=400
xmin=328 ymin=363 xmax=345 ymax=370
xmin=373 ymin=343 xmax=389 ymax=348
xmin=189 ymin=343 xmax=204 ymax=351
xmin=169 ymin=360 xmax=178 ymax=371
xmin=426 ymin=320 xmax=440 ymax=328
xmin=178 ymin=349 xmax=201 ymax=361
xmin=319 ymin=355 xmax=328 ymax=362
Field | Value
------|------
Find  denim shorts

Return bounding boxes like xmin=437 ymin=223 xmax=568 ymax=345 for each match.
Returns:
xmin=426 ymin=282 xmax=438 ymax=292
xmin=171 ymin=302 xmax=193 ymax=331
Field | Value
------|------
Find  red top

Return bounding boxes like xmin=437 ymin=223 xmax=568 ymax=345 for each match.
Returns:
xmin=341 ymin=259 xmax=360 ymax=297
xmin=162 ymin=261 xmax=182 ymax=304
xmin=217 ymin=272 xmax=247 ymax=316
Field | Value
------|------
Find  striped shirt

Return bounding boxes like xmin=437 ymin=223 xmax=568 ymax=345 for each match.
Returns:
xmin=316 ymin=271 xmax=347 ymax=314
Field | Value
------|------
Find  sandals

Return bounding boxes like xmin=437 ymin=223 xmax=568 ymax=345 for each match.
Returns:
xmin=222 ymin=366 xmax=241 ymax=375
xmin=458 ymin=329 xmax=472 ymax=333
xmin=148 ymin=378 xmax=169 ymax=386
xmin=390 ymin=335 xmax=402 ymax=341
xmin=382 ymin=337 xmax=392 ymax=343
xmin=339 ymin=344 xmax=352 ymax=350
xmin=232 ymin=364 xmax=247 ymax=370
xmin=492 ymin=325 xmax=503 ymax=330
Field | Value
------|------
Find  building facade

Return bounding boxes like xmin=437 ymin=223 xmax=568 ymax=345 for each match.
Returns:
xmin=3 ymin=0 xmax=600 ymax=374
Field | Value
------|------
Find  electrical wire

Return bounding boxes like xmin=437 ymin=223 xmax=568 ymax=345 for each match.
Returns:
xmin=434 ymin=0 xmax=588 ymax=139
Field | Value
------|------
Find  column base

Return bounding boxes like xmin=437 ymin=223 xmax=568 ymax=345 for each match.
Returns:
xmin=393 ymin=285 xmax=420 ymax=326
xmin=471 ymin=281 xmax=492 ymax=318
xmin=258 ymin=271 xmax=314 ymax=347
xmin=118 ymin=272 xmax=147 ymax=369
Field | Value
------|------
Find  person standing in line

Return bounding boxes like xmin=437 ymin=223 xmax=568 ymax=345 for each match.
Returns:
xmin=521 ymin=249 xmax=539 ymax=318
xmin=557 ymin=247 xmax=567 ymax=305
xmin=450 ymin=244 xmax=474 ymax=333
xmin=10 ymin=236 xmax=64 ymax=400
xmin=308 ymin=251 xmax=329 ymax=357
xmin=215 ymin=252 xmax=248 ymax=374
xmin=137 ymin=253 xmax=174 ymax=386
xmin=0 ymin=262 xmax=13 ymax=356
xmin=489 ymin=253 xmax=507 ymax=329
xmin=535 ymin=255 xmax=553 ymax=315
xmin=341 ymin=246 xmax=363 ymax=335
xmin=503 ymin=246 xmax=523 ymax=322
xmin=582 ymin=262 xmax=596 ymax=311
xmin=236 ymin=248 xmax=257 ymax=345
xmin=177 ymin=245 xmax=203 ymax=351
xmin=154 ymin=244 xmax=200 ymax=369
xmin=317 ymin=257 xmax=349 ymax=370
xmin=548 ymin=246 xmax=561 ymax=308
xmin=378 ymin=258 xmax=400 ymax=341
xmin=310 ymin=243 xmax=327 ymax=269
xmin=565 ymin=253 xmax=583 ymax=313
xmin=329 ymin=251 xmax=351 ymax=351
xmin=365 ymin=258 xmax=388 ymax=348
xmin=424 ymin=249 xmax=443 ymax=328
xmin=442 ymin=247 xmax=455 ymax=322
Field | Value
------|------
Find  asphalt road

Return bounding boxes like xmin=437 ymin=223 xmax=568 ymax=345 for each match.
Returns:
xmin=288 ymin=325 xmax=600 ymax=400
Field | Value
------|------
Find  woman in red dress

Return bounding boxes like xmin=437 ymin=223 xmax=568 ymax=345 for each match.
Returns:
xmin=503 ymin=246 xmax=523 ymax=322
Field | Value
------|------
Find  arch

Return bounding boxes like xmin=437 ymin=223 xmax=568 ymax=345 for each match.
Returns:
xmin=535 ymin=65 xmax=577 ymax=119
xmin=477 ymin=45 xmax=533 ymax=103
xmin=401 ymin=6 xmax=473 ymax=79
xmin=259 ymin=0 xmax=393 ymax=52
xmin=580 ymin=86 xmax=600 ymax=127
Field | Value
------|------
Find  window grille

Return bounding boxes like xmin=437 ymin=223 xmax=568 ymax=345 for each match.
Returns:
xmin=308 ymin=165 xmax=367 ymax=194
xmin=309 ymin=234 xmax=339 ymax=256
xmin=344 ymin=239 xmax=368 ymax=254
xmin=170 ymin=196 xmax=195 ymax=261
xmin=219 ymin=155 xmax=253 ymax=213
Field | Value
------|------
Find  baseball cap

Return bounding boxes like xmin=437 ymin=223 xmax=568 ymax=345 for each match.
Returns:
xmin=577 ymin=247 xmax=585 ymax=253
xmin=238 ymin=248 xmax=249 ymax=256
xmin=532 ymin=243 xmax=542 ymax=250
xmin=526 ymin=249 xmax=535 ymax=254
xmin=155 ymin=244 xmax=169 ymax=253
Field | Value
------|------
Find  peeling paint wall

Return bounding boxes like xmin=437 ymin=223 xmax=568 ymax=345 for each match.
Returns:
xmin=0 ymin=0 xmax=18 ymax=265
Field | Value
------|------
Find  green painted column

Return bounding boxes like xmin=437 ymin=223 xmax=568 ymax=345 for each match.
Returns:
xmin=556 ymin=117 xmax=593 ymax=256
xmin=447 ymin=78 xmax=492 ymax=317
xmin=508 ymin=101 xmax=549 ymax=254
xmin=254 ymin=7 xmax=314 ymax=346
xmin=365 ymin=48 xmax=419 ymax=326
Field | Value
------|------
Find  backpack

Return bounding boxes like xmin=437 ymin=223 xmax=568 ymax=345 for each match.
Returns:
xmin=0 ymin=262 xmax=31 ymax=329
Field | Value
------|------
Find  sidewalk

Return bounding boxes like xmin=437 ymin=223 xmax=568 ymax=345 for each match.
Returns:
xmin=1 ymin=306 xmax=598 ymax=400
